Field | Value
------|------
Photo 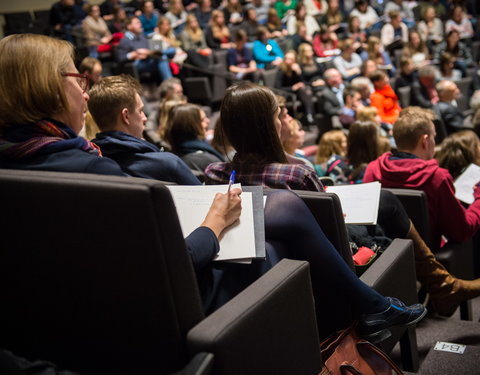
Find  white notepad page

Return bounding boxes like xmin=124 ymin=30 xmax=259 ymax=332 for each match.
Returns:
xmin=167 ymin=184 xmax=256 ymax=261
xmin=454 ymin=164 xmax=480 ymax=205
xmin=326 ymin=181 xmax=381 ymax=225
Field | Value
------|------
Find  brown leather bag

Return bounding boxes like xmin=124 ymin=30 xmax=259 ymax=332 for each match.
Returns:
xmin=320 ymin=323 xmax=404 ymax=375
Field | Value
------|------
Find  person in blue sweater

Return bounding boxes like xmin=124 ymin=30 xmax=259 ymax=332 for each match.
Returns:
xmin=252 ymin=26 xmax=284 ymax=69
xmin=88 ymin=74 xmax=201 ymax=184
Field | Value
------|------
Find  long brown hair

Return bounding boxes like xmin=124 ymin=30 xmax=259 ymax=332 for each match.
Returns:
xmin=219 ymin=82 xmax=287 ymax=172
xmin=165 ymin=103 xmax=203 ymax=151
xmin=347 ymin=121 xmax=388 ymax=177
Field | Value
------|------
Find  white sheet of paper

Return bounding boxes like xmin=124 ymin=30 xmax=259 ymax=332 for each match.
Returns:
xmin=166 ymin=185 xmax=256 ymax=261
xmin=326 ymin=182 xmax=381 ymax=225
xmin=454 ymin=164 xmax=480 ymax=205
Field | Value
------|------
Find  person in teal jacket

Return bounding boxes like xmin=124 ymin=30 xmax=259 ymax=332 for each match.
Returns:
xmin=252 ymin=26 xmax=284 ymax=69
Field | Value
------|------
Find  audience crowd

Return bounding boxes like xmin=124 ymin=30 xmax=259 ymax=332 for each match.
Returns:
xmin=1 ymin=0 xmax=480 ymax=370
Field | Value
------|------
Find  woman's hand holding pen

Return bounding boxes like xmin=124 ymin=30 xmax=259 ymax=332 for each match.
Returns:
xmin=201 ymin=188 xmax=242 ymax=238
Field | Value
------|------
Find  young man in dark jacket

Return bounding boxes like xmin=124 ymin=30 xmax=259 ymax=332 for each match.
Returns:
xmin=88 ymin=74 xmax=200 ymax=185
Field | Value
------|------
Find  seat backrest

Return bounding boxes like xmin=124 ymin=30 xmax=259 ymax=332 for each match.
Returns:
xmin=398 ymin=86 xmax=411 ymax=108
xmin=383 ymin=188 xmax=432 ymax=248
xmin=0 ymin=169 xmax=204 ymax=375
xmin=293 ymin=190 xmax=354 ymax=269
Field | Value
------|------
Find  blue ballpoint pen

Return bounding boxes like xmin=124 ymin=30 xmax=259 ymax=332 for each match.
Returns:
xmin=227 ymin=170 xmax=236 ymax=192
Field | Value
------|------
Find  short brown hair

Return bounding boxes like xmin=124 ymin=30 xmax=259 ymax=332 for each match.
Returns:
xmin=388 ymin=10 xmax=400 ymax=19
xmin=88 ymin=74 xmax=141 ymax=131
xmin=393 ymin=107 xmax=434 ymax=150
xmin=369 ymin=70 xmax=386 ymax=83
xmin=0 ymin=34 xmax=73 ymax=130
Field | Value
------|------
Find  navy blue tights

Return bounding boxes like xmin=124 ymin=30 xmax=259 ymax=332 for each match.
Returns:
xmin=264 ymin=190 xmax=389 ymax=315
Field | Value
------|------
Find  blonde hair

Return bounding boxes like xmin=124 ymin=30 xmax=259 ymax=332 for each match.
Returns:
xmin=394 ymin=107 xmax=434 ymax=150
xmin=87 ymin=74 xmax=141 ymax=131
xmin=185 ymin=14 xmax=203 ymax=41
xmin=282 ymin=119 xmax=302 ymax=155
xmin=158 ymin=16 xmax=180 ymax=47
xmin=297 ymin=43 xmax=313 ymax=65
xmin=315 ymin=130 xmax=347 ymax=164
xmin=0 ymin=34 xmax=73 ymax=130
xmin=356 ymin=106 xmax=378 ymax=122
xmin=210 ymin=9 xmax=230 ymax=40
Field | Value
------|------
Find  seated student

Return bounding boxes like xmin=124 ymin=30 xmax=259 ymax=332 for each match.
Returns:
xmin=351 ymin=76 xmax=373 ymax=106
xmin=369 ymin=70 xmax=401 ymax=125
xmin=433 ymin=30 xmax=473 ymax=78
xmin=360 ymin=36 xmax=395 ymax=77
xmin=205 ymin=82 xmax=480 ymax=316
xmin=364 ymin=106 xmax=480 ymax=251
xmin=240 ymin=7 xmax=260 ymax=43
xmin=165 ymin=103 xmax=225 ymax=172
xmin=333 ymin=38 xmax=363 ymax=82
xmin=82 ymin=4 xmax=112 ymax=58
xmin=138 ymin=1 xmax=159 ymax=37
xmin=116 ymin=16 xmax=172 ymax=82
xmin=275 ymin=50 xmax=316 ymax=127
xmin=282 ymin=119 xmax=309 ymax=162
xmin=227 ymin=29 xmax=262 ymax=83
xmin=435 ymin=130 xmax=480 ymax=180
xmin=411 ymin=65 xmax=439 ymax=109
xmin=340 ymin=86 xmax=363 ymax=129
xmin=319 ymin=68 xmax=345 ymax=117
xmin=252 ymin=26 xmax=284 ymax=69
xmin=346 ymin=120 xmax=390 ymax=184
xmin=437 ymin=52 xmax=462 ymax=82
xmin=394 ymin=56 xmax=416 ymax=95
xmin=297 ymin=43 xmax=326 ymax=91
xmin=435 ymin=80 xmax=466 ymax=134
xmin=205 ymin=10 xmax=233 ymax=50
xmin=380 ymin=10 xmax=408 ymax=53
xmin=88 ymin=75 xmax=201 ymax=185
xmin=312 ymin=25 xmax=340 ymax=58
xmin=179 ymin=14 xmax=213 ymax=68
xmin=314 ymin=130 xmax=350 ymax=183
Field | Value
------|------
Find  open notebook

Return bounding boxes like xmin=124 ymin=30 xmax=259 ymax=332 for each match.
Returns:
xmin=167 ymin=184 xmax=265 ymax=263
xmin=325 ymin=181 xmax=382 ymax=225
xmin=454 ymin=164 xmax=480 ymax=205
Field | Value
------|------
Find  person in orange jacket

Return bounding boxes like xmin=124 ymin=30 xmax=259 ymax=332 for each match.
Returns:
xmin=369 ymin=70 xmax=401 ymax=124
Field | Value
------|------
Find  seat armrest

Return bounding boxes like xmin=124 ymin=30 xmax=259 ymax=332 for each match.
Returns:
xmin=187 ymin=259 xmax=322 ymax=375
xmin=172 ymin=353 xmax=214 ymax=375
xmin=361 ymin=238 xmax=419 ymax=365
xmin=360 ymin=239 xmax=417 ymax=304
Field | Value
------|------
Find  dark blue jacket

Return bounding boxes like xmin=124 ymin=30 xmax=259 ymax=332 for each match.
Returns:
xmin=0 ymin=147 xmax=124 ymax=176
xmin=93 ymin=131 xmax=201 ymax=185
xmin=116 ymin=30 xmax=149 ymax=64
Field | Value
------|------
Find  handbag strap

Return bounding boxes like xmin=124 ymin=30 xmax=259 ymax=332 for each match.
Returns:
xmin=356 ymin=340 xmax=404 ymax=375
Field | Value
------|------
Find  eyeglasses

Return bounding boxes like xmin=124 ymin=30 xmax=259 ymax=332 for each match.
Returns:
xmin=61 ymin=72 xmax=90 ymax=93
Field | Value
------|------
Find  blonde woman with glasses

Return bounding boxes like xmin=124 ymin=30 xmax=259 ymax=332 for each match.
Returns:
xmin=0 ymin=34 xmax=123 ymax=175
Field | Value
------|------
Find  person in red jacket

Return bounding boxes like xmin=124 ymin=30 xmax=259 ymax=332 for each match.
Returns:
xmin=364 ymin=106 xmax=480 ymax=251
xmin=369 ymin=70 xmax=401 ymax=124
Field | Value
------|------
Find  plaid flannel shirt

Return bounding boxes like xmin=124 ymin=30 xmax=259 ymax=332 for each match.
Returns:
xmin=205 ymin=162 xmax=324 ymax=192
